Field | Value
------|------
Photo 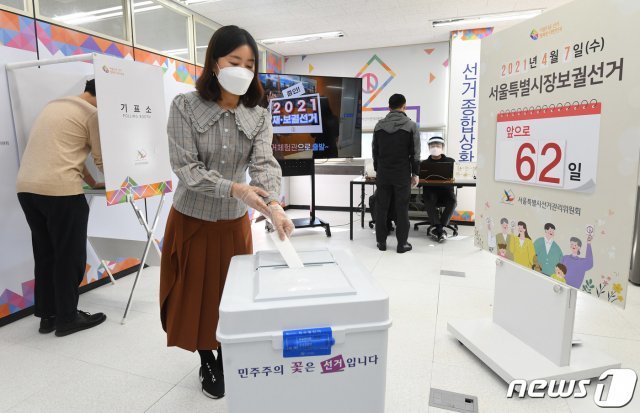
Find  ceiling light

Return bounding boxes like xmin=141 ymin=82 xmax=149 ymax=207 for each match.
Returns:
xmin=182 ymin=0 xmax=224 ymax=5
xmin=431 ymin=9 xmax=543 ymax=28
xmin=133 ymin=5 xmax=163 ymax=13
xmin=54 ymin=1 xmax=157 ymax=25
xmin=64 ymin=11 xmax=125 ymax=25
xmin=55 ymin=5 xmax=124 ymax=21
xmin=260 ymin=31 xmax=345 ymax=45
xmin=163 ymin=48 xmax=190 ymax=55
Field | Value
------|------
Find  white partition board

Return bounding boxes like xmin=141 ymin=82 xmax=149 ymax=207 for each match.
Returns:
xmin=448 ymin=259 xmax=619 ymax=382
xmin=448 ymin=319 xmax=620 ymax=383
xmin=493 ymin=259 xmax=574 ymax=366
xmin=7 ymin=57 xmax=93 ymax=160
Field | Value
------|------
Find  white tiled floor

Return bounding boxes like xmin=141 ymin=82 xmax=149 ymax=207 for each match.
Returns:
xmin=2 ymin=210 xmax=640 ymax=412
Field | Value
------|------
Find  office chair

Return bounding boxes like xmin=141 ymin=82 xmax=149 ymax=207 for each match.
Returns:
xmin=414 ymin=204 xmax=458 ymax=238
xmin=368 ymin=219 xmax=394 ymax=231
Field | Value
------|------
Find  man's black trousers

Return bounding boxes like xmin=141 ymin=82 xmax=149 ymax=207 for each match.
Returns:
xmin=17 ymin=193 xmax=89 ymax=323
xmin=422 ymin=190 xmax=457 ymax=227
xmin=375 ymin=183 xmax=410 ymax=245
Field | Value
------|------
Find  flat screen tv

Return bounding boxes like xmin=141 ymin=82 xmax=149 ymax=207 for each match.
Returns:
xmin=258 ymin=73 xmax=362 ymax=160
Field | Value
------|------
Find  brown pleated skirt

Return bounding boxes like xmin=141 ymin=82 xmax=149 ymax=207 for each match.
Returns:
xmin=160 ymin=207 xmax=253 ymax=352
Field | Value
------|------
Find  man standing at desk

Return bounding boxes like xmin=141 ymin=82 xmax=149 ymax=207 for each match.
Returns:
xmin=372 ymin=94 xmax=420 ymax=253
xmin=16 ymin=79 xmax=107 ymax=337
xmin=421 ymin=136 xmax=456 ymax=242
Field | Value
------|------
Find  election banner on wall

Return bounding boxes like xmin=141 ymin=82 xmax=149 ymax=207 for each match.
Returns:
xmin=94 ymin=54 xmax=172 ymax=206
xmin=448 ymin=28 xmax=493 ymax=163
xmin=475 ymin=0 xmax=639 ymax=307
xmin=0 ymin=17 xmax=38 ymax=321
xmin=284 ymin=43 xmax=450 ymax=131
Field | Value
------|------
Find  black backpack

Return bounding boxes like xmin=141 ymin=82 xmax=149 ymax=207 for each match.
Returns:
xmin=368 ymin=190 xmax=396 ymax=230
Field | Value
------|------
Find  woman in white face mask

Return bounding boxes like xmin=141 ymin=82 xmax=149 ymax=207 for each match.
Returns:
xmin=160 ymin=25 xmax=294 ymax=400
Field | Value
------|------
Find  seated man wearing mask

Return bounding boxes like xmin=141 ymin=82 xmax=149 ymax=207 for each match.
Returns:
xmin=420 ymin=136 xmax=457 ymax=242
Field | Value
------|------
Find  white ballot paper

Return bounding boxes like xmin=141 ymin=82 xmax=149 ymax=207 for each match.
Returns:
xmin=269 ymin=230 xmax=304 ymax=269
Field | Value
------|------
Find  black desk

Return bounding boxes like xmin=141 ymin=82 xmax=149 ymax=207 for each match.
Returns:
xmin=349 ymin=176 xmax=477 ymax=240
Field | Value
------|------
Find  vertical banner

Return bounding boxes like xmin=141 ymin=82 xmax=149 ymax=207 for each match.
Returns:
xmin=475 ymin=0 xmax=639 ymax=307
xmin=447 ymin=30 xmax=493 ymax=223
xmin=94 ymin=54 xmax=172 ymax=206
xmin=447 ymin=28 xmax=493 ymax=162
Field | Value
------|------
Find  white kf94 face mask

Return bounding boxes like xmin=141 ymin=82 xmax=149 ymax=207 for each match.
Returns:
xmin=429 ymin=147 xmax=443 ymax=157
xmin=216 ymin=63 xmax=254 ymax=96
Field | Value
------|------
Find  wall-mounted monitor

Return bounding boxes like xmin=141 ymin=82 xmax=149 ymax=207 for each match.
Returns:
xmin=259 ymin=73 xmax=363 ymax=160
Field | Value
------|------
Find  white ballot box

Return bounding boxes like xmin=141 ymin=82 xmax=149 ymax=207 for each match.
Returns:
xmin=217 ymin=249 xmax=391 ymax=413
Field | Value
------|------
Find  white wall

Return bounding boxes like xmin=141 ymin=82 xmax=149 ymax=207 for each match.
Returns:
xmin=288 ymin=174 xmax=374 ymax=209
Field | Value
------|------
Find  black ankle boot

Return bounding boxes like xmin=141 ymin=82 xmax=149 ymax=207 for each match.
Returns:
xmin=200 ymin=360 xmax=225 ymax=399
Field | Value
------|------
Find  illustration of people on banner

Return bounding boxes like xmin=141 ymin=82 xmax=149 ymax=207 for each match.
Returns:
xmin=487 ymin=218 xmax=599 ymax=290
xmin=533 ymin=223 xmax=563 ymax=276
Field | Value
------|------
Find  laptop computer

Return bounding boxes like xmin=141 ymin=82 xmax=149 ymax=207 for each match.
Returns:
xmin=419 ymin=162 xmax=455 ymax=180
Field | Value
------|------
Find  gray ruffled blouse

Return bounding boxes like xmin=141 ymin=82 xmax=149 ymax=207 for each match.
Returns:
xmin=167 ymin=91 xmax=282 ymax=222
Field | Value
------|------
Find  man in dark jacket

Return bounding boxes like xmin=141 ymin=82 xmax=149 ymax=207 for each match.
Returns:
xmin=372 ymin=94 xmax=420 ymax=253
xmin=421 ymin=136 xmax=457 ymax=242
